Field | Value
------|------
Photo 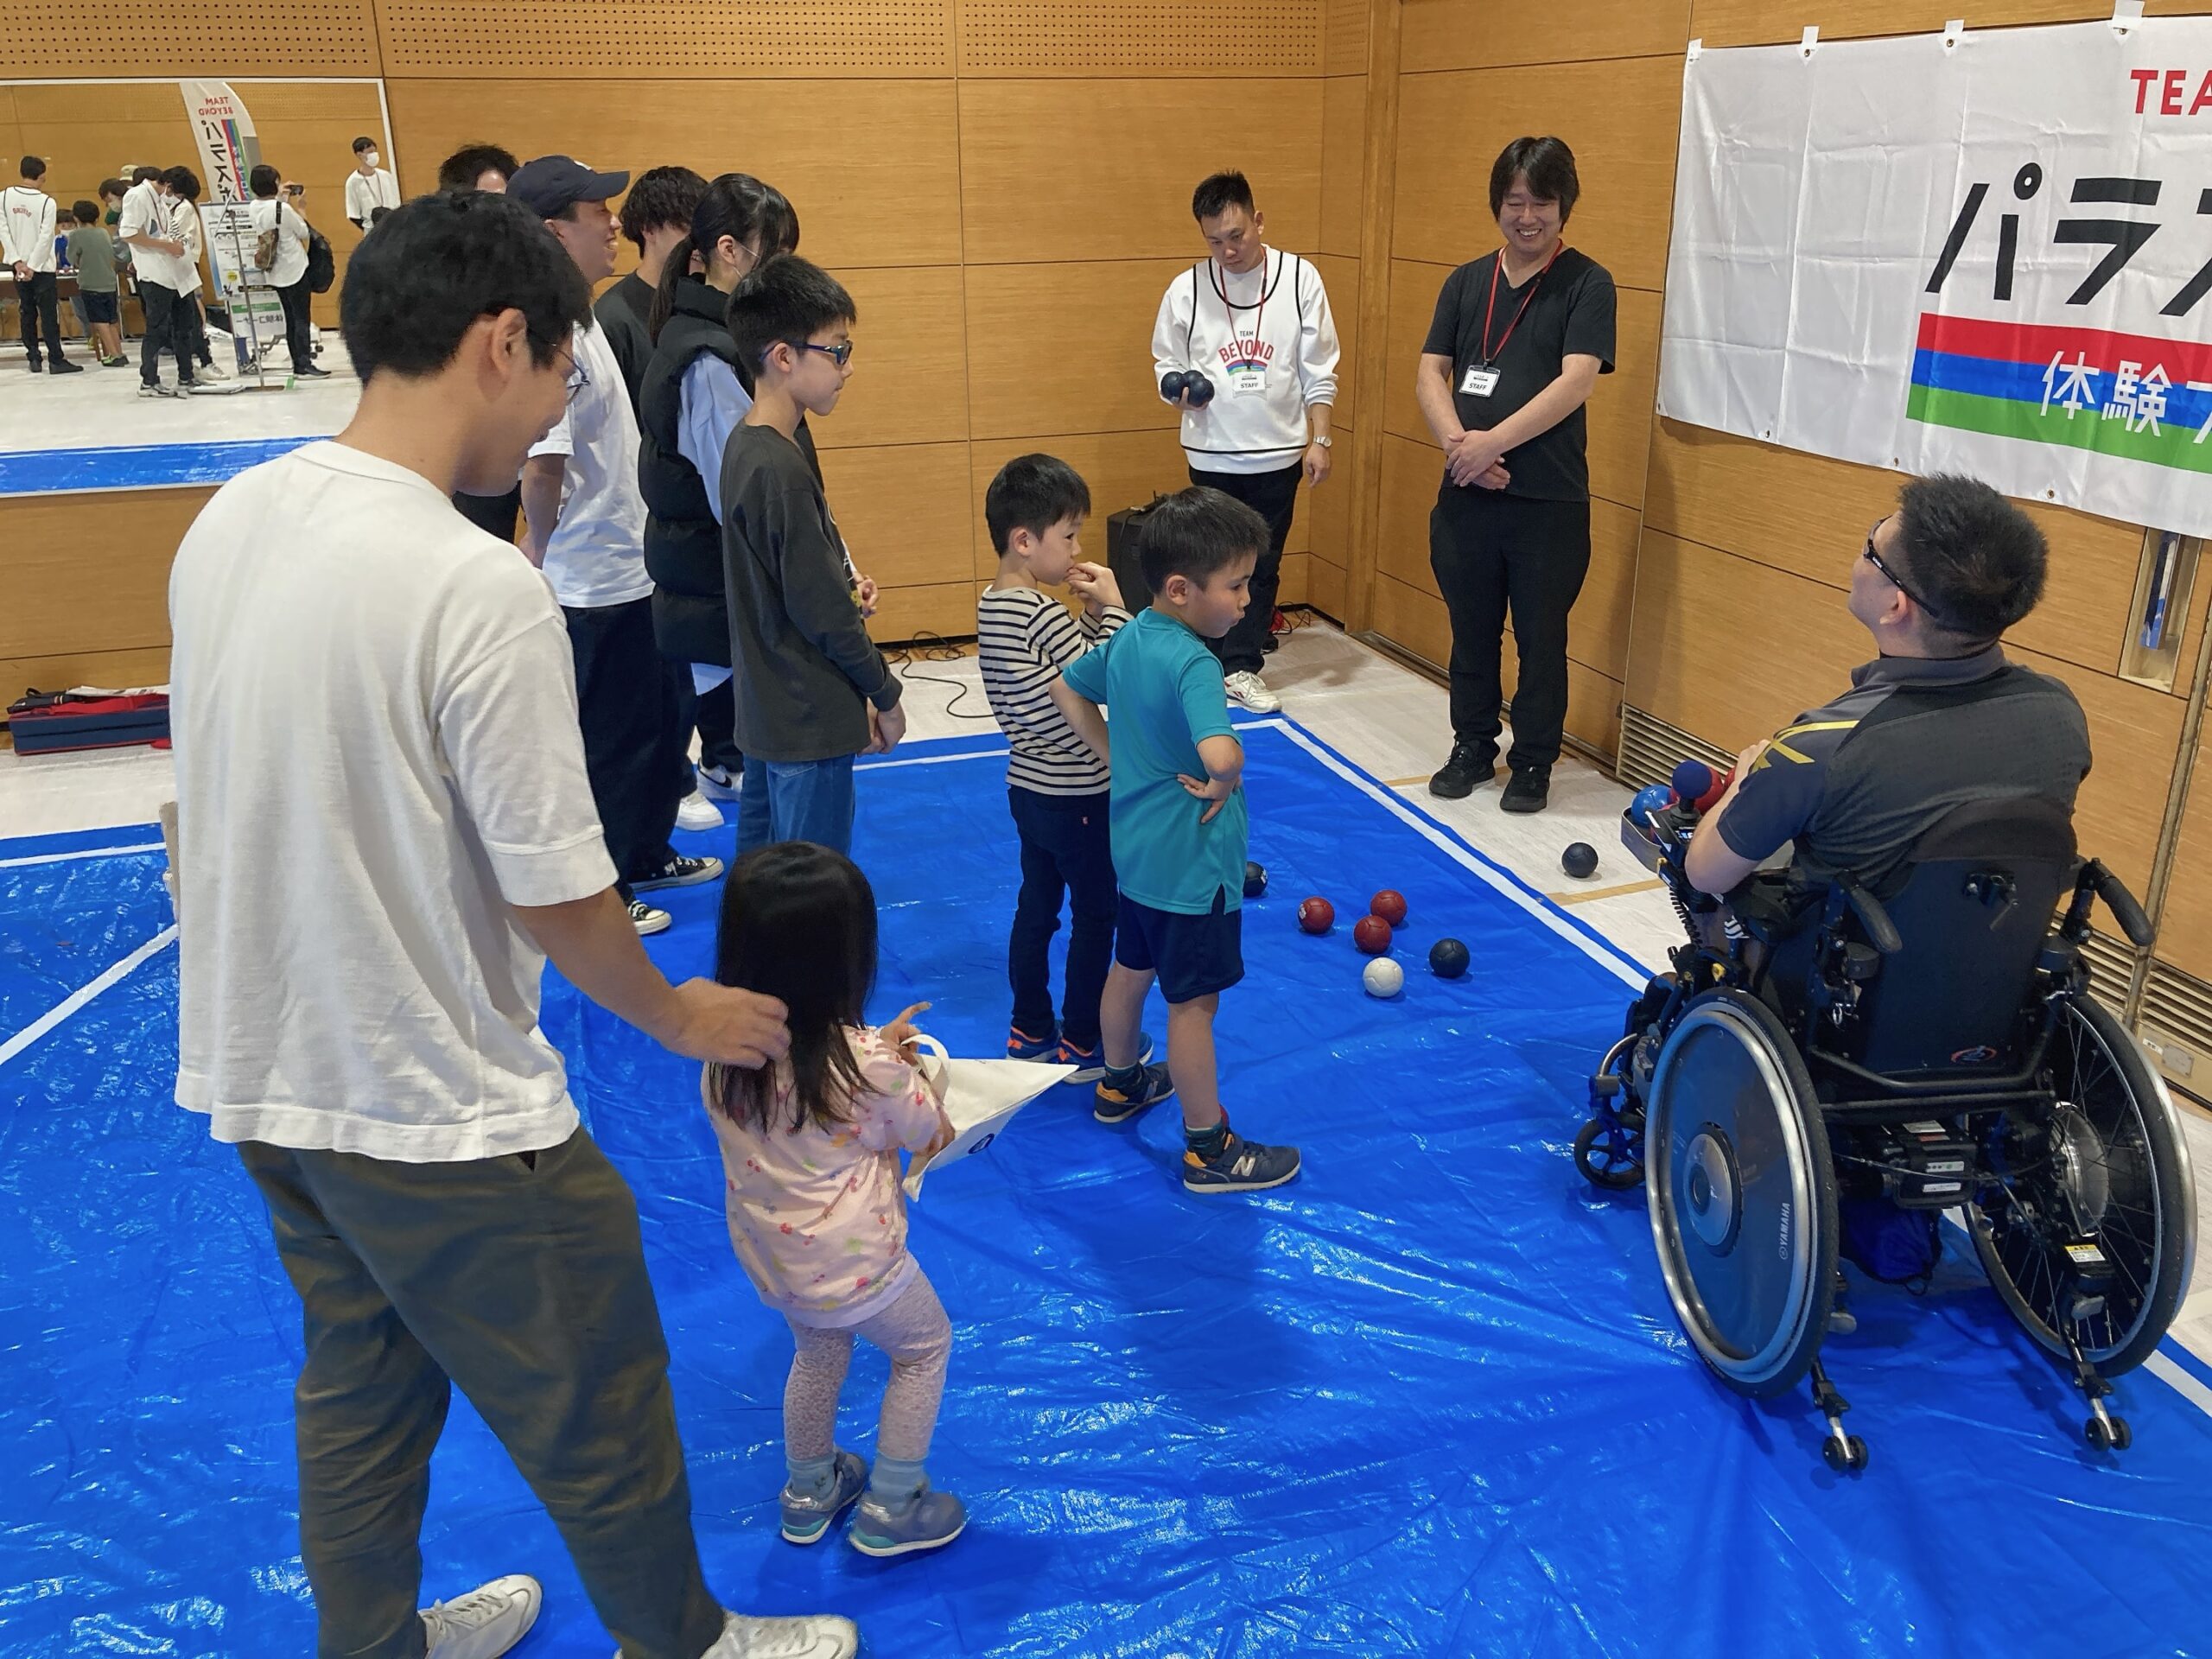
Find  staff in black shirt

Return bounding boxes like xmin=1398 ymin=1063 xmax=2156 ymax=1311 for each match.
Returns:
xmin=595 ymin=165 xmax=707 ymax=414
xmin=1418 ymin=137 xmax=1616 ymax=814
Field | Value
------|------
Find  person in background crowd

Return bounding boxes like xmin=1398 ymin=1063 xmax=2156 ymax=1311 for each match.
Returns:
xmin=346 ymin=135 xmax=399 ymax=230
xmin=250 ymin=163 xmax=326 ymax=380
xmin=118 ymin=165 xmax=196 ymax=397
xmin=3 ymin=155 xmax=79 ymax=373
xmin=162 ymin=166 xmax=226 ymax=381
xmin=65 ymin=200 xmax=125 ymax=365
xmin=437 ymin=143 xmax=519 ymax=194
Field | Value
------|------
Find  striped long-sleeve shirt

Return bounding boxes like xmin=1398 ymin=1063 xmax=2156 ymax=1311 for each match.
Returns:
xmin=977 ymin=586 xmax=1128 ymax=796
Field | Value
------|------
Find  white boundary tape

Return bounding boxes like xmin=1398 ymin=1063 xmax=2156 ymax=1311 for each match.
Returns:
xmin=0 ymin=840 xmax=164 ymax=870
xmin=0 ymin=925 xmax=177 ymax=1071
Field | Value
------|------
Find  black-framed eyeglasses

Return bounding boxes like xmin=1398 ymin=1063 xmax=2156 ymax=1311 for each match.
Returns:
xmin=793 ymin=339 xmax=853 ymax=368
xmin=555 ymin=340 xmax=589 ymax=404
xmin=1862 ymin=517 xmax=1944 ymax=624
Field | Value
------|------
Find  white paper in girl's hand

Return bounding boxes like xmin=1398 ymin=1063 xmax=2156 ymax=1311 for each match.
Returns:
xmin=901 ymin=1033 xmax=1074 ymax=1200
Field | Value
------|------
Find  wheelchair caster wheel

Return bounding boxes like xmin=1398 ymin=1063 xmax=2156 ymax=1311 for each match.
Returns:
xmin=1573 ymin=1116 xmax=1644 ymax=1190
xmin=2085 ymin=1414 xmax=2132 ymax=1452
xmin=1821 ymin=1434 xmax=1869 ymax=1472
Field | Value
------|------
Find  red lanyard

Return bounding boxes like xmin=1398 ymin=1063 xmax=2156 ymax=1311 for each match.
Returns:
xmin=1215 ymin=251 xmax=1269 ymax=361
xmin=1478 ymin=245 xmax=1561 ymax=366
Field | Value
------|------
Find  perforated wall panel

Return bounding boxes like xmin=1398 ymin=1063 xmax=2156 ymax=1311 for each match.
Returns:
xmin=376 ymin=0 xmax=953 ymax=75
xmin=958 ymin=0 xmax=1323 ymax=73
xmin=0 ymin=0 xmax=380 ymax=75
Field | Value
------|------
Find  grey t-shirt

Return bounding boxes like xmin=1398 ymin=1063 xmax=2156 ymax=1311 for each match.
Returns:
xmin=66 ymin=226 xmax=118 ymax=292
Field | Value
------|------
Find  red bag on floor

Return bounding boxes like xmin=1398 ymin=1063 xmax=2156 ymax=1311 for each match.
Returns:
xmin=6 ymin=690 xmax=172 ymax=755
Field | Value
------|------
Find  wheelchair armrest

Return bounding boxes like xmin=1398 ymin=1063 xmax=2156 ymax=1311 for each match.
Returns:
xmin=1837 ymin=876 xmax=1904 ymax=955
xmin=2086 ymin=860 xmax=2156 ymax=949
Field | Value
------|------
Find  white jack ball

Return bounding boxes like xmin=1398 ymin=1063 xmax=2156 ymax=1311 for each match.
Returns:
xmin=1363 ymin=957 xmax=1405 ymax=998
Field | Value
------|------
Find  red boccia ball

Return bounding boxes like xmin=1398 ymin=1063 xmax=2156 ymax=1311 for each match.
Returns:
xmin=1370 ymin=889 xmax=1408 ymax=927
xmin=1297 ymin=895 xmax=1336 ymax=934
xmin=1353 ymin=914 xmax=1393 ymax=955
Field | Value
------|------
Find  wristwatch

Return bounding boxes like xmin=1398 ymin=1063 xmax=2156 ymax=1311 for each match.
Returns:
xmin=1311 ymin=434 xmax=1332 ymax=448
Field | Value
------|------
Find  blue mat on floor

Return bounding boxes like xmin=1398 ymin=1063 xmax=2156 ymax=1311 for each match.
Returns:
xmin=0 ymin=437 xmax=319 ymax=496
xmin=3 ymin=718 xmax=2209 ymax=1657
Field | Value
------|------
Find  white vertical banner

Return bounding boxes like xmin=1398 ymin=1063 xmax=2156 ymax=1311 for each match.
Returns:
xmin=177 ymin=79 xmax=287 ymax=362
xmin=1658 ymin=18 xmax=2212 ymax=538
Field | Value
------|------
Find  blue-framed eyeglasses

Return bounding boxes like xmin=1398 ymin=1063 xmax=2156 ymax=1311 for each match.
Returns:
xmin=793 ymin=340 xmax=854 ymax=368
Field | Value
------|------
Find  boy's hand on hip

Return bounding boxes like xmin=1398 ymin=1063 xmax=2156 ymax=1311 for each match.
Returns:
xmin=662 ymin=980 xmax=790 ymax=1068
xmin=1177 ymin=772 xmax=1238 ymax=824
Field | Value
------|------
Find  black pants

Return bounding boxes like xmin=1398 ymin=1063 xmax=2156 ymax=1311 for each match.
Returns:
xmin=694 ymin=677 xmax=744 ymax=775
xmin=565 ymin=596 xmax=683 ymax=899
xmin=453 ymin=485 xmax=521 ymax=543
xmin=1188 ymin=461 xmax=1301 ymax=675
xmin=276 ymin=275 xmax=315 ymax=372
xmin=175 ymin=289 xmax=212 ymax=366
xmin=238 ymin=1133 xmax=728 ymax=1659
xmin=137 ymin=281 xmax=193 ymax=385
xmin=16 ymin=270 xmax=63 ymax=365
xmin=1428 ymin=485 xmax=1591 ymax=772
xmin=1007 ymin=787 xmax=1119 ymax=1049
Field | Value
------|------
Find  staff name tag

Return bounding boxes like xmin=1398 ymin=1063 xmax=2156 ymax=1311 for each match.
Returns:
xmin=1460 ymin=365 xmax=1501 ymax=398
xmin=1229 ymin=365 xmax=1268 ymax=397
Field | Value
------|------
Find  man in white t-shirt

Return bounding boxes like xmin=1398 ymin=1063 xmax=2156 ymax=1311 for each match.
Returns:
xmin=512 ymin=155 xmax=713 ymax=937
xmin=116 ymin=165 xmax=199 ymax=395
xmin=168 ymin=189 xmax=858 ymax=1659
xmin=1149 ymin=168 xmax=1340 ymax=715
xmin=345 ymin=134 xmax=399 ymax=229
xmin=2 ymin=154 xmax=80 ymax=372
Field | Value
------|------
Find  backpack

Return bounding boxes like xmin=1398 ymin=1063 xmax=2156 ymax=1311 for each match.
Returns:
xmin=251 ymin=223 xmax=280 ymax=271
xmin=304 ymin=224 xmax=335 ymax=294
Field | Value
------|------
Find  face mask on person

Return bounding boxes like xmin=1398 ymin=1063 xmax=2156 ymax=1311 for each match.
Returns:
xmin=362 ymin=149 xmax=380 ymax=168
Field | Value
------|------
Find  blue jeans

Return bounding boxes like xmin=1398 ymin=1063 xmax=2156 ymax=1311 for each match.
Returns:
xmin=737 ymin=754 xmax=857 ymax=856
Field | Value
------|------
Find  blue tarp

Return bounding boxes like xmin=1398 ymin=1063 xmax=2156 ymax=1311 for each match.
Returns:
xmin=3 ymin=720 xmax=2209 ymax=1656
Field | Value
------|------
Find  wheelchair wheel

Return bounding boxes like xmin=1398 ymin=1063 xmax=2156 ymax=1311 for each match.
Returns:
xmin=1645 ymin=990 xmax=1838 ymax=1397
xmin=1966 ymin=995 xmax=2196 ymax=1376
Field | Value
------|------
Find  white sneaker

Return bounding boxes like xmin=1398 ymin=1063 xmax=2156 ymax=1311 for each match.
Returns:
xmin=612 ymin=1610 xmax=859 ymax=1659
xmin=198 ymin=358 xmax=230 ymax=379
xmin=1224 ymin=670 xmax=1281 ymax=713
xmin=629 ymin=898 xmax=672 ymax=937
xmin=696 ymin=762 xmax=741 ymax=803
xmin=677 ymin=790 xmax=724 ymax=833
xmin=422 ymin=1574 xmax=542 ymax=1659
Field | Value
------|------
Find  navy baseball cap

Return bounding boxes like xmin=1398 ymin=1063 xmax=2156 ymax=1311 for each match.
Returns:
xmin=507 ymin=156 xmax=630 ymax=219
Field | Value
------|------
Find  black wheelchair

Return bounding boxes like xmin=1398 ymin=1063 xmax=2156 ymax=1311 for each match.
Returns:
xmin=1576 ymin=785 xmax=2197 ymax=1471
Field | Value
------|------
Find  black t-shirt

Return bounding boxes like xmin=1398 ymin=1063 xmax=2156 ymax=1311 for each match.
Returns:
xmin=593 ymin=271 xmax=656 ymax=418
xmin=1422 ymin=247 xmax=1617 ymax=502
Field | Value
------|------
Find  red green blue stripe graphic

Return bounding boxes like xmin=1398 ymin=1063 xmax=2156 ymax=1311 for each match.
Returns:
xmin=1908 ymin=314 xmax=2212 ymax=476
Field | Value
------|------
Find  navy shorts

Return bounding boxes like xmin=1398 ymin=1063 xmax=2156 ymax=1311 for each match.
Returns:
xmin=1114 ymin=887 xmax=1243 ymax=1004
xmin=81 ymin=289 xmax=118 ymax=324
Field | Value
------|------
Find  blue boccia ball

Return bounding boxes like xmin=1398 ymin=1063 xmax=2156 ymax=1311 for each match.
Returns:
xmin=1630 ymin=783 xmax=1676 ymax=823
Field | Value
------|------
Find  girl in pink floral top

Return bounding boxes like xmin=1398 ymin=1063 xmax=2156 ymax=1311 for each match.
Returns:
xmin=705 ymin=842 xmax=968 ymax=1557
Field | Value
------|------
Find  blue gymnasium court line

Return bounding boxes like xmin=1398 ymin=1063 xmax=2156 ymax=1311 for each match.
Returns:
xmin=0 ymin=436 xmax=318 ymax=496
xmin=3 ymin=718 xmax=2209 ymax=1657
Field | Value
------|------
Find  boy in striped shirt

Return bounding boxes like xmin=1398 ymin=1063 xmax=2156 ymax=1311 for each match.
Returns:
xmin=978 ymin=454 xmax=1164 ymax=1088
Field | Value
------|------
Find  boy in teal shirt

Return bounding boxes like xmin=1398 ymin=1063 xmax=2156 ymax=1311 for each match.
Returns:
xmin=1059 ymin=487 xmax=1302 ymax=1194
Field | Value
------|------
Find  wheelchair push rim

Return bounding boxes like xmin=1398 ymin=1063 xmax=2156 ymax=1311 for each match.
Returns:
xmin=1646 ymin=992 xmax=1838 ymax=1397
xmin=1966 ymin=995 xmax=2197 ymax=1375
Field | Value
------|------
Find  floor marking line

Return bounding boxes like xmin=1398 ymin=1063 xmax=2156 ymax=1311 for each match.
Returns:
xmin=1553 ymin=879 xmax=1667 ymax=907
xmin=0 ymin=840 xmax=164 ymax=870
xmin=0 ymin=925 xmax=178 ymax=1070
xmin=2145 ymin=1352 xmax=2212 ymax=1421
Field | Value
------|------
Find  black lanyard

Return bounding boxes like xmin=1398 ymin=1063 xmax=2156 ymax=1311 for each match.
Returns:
xmin=1478 ymin=245 xmax=1561 ymax=366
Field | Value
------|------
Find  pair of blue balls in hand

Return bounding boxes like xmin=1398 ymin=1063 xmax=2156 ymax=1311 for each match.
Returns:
xmin=1160 ymin=370 xmax=1217 ymax=407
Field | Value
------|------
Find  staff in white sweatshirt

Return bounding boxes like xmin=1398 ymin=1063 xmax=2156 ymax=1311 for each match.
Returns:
xmin=1150 ymin=170 xmax=1339 ymax=713
xmin=3 ymin=155 xmax=79 ymax=374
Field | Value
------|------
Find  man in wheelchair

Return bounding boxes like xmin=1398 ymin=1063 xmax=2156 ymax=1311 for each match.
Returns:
xmin=1579 ymin=475 xmax=2196 ymax=1471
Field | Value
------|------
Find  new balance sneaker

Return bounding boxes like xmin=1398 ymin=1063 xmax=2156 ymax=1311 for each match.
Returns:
xmin=1182 ymin=1126 xmax=1302 ymax=1195
xmin=421 ymin=1574 xmax=542 ymax=1659
xmin=628 ymin=899 xmax=671 ymax=937
xmin=619 ymin=1610 xmax=861 ymax=1659
xmin=780 ymin=1450 xmax=867 ymax=1545
xmin=633 ymin=853 xmax=723 ymax=892
xmin=1006 ymin=1023 xmax=1059 ymax=1062
xmin=1055 ymin=1031 xmax=1155 ymax=1084
xmin=696 ymin=760 xmax=741 ymax=802
xmin=1094 ymin=1061 xmax=1175 ymax=1124
xmin=676 ymin=790 xmax=725 ymax=833
xmin=1224 ymin=670 xmax=1281 ymax=713
xmin=848 ymin=1483 xmax=967 ymax=1559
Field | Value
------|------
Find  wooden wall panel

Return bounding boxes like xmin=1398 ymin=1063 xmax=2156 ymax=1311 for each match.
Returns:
xmin=963 ymin=260 xmax=1186 ymax=441
xmin=959 ymin=0 xmax=1323 ymax=73
xmin=1307 ymin=251 xmax=1360 ymax=426
xmin=1382 ymin=257 xmax=1451 ymax=448
xmin=382 ymin=79 xmax=963 ymax=270
xmin=1319 ymin=73 xmax=1368 ymax=259
xmin=1311 ymin=438 xmax=1354 ymax=565
xmin=0 ymin=646 xmax=175 ymax=705
xmin=804 ymin=266 xmax=969 ymax=450
xmin=1374 ymin=433 xmax=1438 ymax=594
xmin=1391 ymin=54 xmax=1682 ymax=293
xmin=1308 ymin=550 xmax=1348 ymax=617
xmin=1687 ymin=0 xmax=2209 ymax=49
xmin=379 ymin=0 xmax=953 ymax=75
xmin=1643 ymin=422 xmax=2148 ymax=679
xmin=817 ymin=442 xmax=976 ymax=589
xmin=1325 ymin=0 xmax=1370 ymax=74
xmin=969 ymin=429 xmax=1189 ymax=574
xmin=1402 ymin=0 xmax=1690 ymax=70
xmin=958 ymin=80 xmax=1323 ymax=265
xmin=868 ymin=582 xmax=990 ymax=645
xmin=0 ymin=0 xmax=380 ymax=75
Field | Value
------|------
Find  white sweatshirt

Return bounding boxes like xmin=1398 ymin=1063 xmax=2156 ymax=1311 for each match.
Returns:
xmin=1151 ymin=247 xmax=1340 ymax=475
xmin=1 ymin=185 xmax=58 ymax=274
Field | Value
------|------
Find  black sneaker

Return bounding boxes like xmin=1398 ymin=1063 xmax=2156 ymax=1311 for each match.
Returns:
xmin=50 ymin=358 xmax=84 ymax=375
xmin=1501 ymin=766 xmax=1551 ymax=814
xmin=1094 ymin=1062 xmax=1175 ymax=1124
xmin=632 ymin=853 xmax=723 ymax=892
xmin=26 ymin=358 xmax=42 ymax=373
xmin=1182 ymin=1128 xmax=1302 ymax=1194
xmin=1427 ymin=742 xmax=1496 ymax=799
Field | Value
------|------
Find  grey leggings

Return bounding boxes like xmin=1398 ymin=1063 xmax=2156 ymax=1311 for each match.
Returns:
xmin=784 ymin=1268 xmax=952 ymax=1465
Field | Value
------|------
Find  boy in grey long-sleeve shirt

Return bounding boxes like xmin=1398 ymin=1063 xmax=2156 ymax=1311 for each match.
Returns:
xmin=721 ymin=253 xmax=904 ymax=856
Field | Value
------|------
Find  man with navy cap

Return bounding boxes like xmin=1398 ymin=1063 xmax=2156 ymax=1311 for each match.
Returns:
xmin=510 ymin=156 xmax=718 ymax=937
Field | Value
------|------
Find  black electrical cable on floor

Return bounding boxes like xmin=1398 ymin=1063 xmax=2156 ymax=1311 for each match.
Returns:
xmin=887 ymin=631 xmax=994 ymax=721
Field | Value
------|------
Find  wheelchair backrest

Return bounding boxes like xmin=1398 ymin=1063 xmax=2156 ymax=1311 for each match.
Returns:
xmin=1840 ymin=798 xmax=2077 ymax=1077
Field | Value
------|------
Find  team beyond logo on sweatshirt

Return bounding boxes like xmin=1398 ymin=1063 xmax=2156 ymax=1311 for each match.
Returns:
xmin=1217 ymin=334 xmax=1274 ymax=374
